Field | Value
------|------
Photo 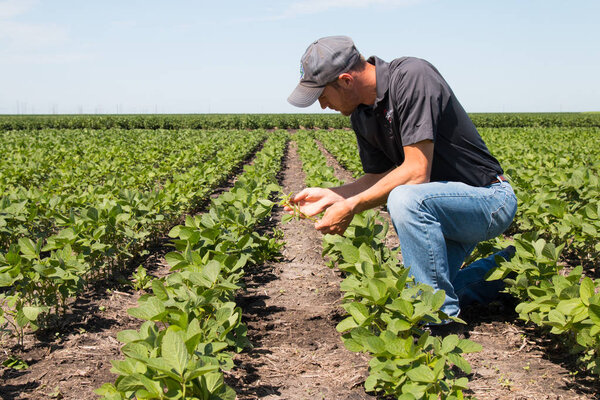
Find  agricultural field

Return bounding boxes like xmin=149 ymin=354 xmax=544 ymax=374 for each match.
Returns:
xmin=0 ymin=114 xmax=599 ymax=400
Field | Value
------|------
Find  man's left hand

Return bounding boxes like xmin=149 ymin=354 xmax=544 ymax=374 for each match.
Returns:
xmin=315 ymin=200 xmax=354 ymax=235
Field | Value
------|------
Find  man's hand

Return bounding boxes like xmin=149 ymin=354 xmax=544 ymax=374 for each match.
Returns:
xmin=288 ymin=187 xmax=344 ymax=217
xmin=315 ymin=199 xmax=354 ymax=235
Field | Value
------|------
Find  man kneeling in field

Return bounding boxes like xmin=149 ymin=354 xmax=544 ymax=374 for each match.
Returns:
xmin=286 ymin=36 xmax=517 ymax=320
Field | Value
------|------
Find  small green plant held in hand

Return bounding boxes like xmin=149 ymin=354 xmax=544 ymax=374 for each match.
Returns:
xmin=278 ymin=192 xmax=318 ymax=223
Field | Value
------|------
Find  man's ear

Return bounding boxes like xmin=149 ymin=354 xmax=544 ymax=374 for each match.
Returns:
xmin=337 ymin=73 xmax=354 ymax=87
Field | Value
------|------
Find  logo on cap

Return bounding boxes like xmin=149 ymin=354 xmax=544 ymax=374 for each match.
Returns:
xmin=299 ymin=63 xmax=304 ymax=80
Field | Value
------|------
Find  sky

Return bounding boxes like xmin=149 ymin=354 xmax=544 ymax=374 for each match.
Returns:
xmin=1 ymin=0 xmax=598 ymax=114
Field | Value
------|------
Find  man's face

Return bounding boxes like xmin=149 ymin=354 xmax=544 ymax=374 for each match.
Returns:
xmin=318 ymin=82 xmax=359 ymax=116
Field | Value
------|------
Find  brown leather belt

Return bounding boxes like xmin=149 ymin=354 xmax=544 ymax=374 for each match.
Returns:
xmin=488 ymin=175 xmax=507 ymax=185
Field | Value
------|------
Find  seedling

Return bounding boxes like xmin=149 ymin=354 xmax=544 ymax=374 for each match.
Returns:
xmin=279 ymin=192 xmax=318 ymax=223
xmin=131 ymin=265 xmax=152 ymax=291
xmin=2 ymin=355 xmax=29 ymax=370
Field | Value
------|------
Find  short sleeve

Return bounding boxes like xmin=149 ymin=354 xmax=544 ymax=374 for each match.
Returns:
xmin=391 ymin=58 xmax=451 ymax=146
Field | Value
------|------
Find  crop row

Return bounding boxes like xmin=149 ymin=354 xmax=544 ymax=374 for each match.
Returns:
xmin=97 ymin=132 xmax=288 ymax=399
xmin=0 ymin=129 xmax=246 ymax=249
xmin=315 ymin=129 xmax=363 ymax=178
xmin=294 ymin=131 xmax=480 ymax=400
xmin=0 ymin=114 xmax=351 ymax=131
xmin=0 ymin=129 xmax=265 ymax=345
xmin=481 ymin=127 xmax=600 ymax=375
xmin=318 ymin=127 xmax=600 ymax=377
xmin=1 ymin=112 xmax=599 ymax=131
xmin=0 ymin=129 xmax=218 ymax=194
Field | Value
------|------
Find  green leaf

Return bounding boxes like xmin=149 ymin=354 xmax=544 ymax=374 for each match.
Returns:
xmin=94 ymin=383 xmax=119 ymax=396
xmin=457 ymin=338 xmax=482 ymax=354
xmin=128 ymin=297 xmax=167 ymax=321
xmin=146 ymin=357 xmax=181 ymax=381
xmin=364 ymin=335 xmax=386 ymax=354
xmin=115 ymin=374 xmax=144 ymax=392
xmin=589 ymin=303 xmax=600 ymax=325
xmin=406 ymin=364 xmax=435 ymax=383
xmin=162 ymin=328 xmax=188 ymax=376
xmin=151 ymin=279 xmax=169 ymax=301
xmin=336 ymin=316 xmax=358 ymax=332
xmin=0 ymin=272 xmax=18 ymax=287
xmin=547 ymin=309 xmax=566 ymax=326
xmin=580 ymin=277 xmax=594 ymax=306
xmin=384 ymin=334 xmax=410 ymax=356
xmin=201 ymin=260 xmax=221 ymax=286
xmin=447 ymin=352 xmax=471 ymax=374
xmin=121 ymin=342 xmax=149 ymax=360
xmin=582 ymin=222 xmax=597 ymax=236
xmin=338 ymin=242 xmax=359 ymax=263
xmin=137 ymin=374 xmax=163 ymax=398
xmin=342 ymin=337 xmax=363 ymax=352
xmin=18 ymin=238 xmax=37 ymax=258
xmin=184 ymin=362 xmax=220 ymax=381
xmin=541 ymin=241 xmax=559 ymax=260
xmin=532 ymin=238 xmax=546 ymax=259
xmin=15 ymin=309 xmax=29 ymax=328
xmin=22 ymin=306 xmax=41 ymax=322
xmin=485 ymin=267 xmax=507 ymax=281
xmin=344 ymin=302 xmax=370 ymax=325
xmin=117 ymin=329 xmax=140 ymax=344
xmin=388 ymin=298 xmax=414 ymax=318
xmin=2 ymin=355 xmax=28 ymax=370
xmin=431 ymin=290 xmax=446 ymax=311
xmin=367 ymin=278 xmax=387 ymax=304
xmin=441 ymin=334 xmax=459 ymax=354
xmin=165 ymin=251 xmax=185 ymax=267
xmin=364 ymin=374 xmax=378 ymax=392
xmin=453 ymin=376 xmax=470 ymax=390
xmin=388 ymin=318 xmax=412 ymax=333
xmin=556 ymin=298 xmax=585 ymax=318
xmin=86 ymin=207 xmax=99 ymax=221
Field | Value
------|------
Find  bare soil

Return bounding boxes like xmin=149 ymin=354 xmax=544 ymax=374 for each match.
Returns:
xmin=225 ymin=140 xmax=374 ymax=399
xmin=1 ymin=134 xmax=599 ymax=400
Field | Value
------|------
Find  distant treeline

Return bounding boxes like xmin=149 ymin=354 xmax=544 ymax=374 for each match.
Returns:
xmin=0 ymin=112 xmax=599 ymax=130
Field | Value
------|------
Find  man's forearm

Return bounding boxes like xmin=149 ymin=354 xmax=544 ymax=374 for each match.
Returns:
xmin=329 ymin=171 xmax=391 ymax=199
xmin=345 ymin=167 xmax=419 ymax=214
xmin=344 ymin=141 xmax=433 ymax=214
xmin=304 ymin=141 xmax=433 ymax=235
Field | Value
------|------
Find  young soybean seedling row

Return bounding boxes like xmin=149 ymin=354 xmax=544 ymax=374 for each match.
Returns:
xmin=294 ymin=131 xmax=481 ymax=399
xmin=0 ymin=130 xmax=266 ymax=348
xmin=96 ymin=132 xmax=288 ymax=399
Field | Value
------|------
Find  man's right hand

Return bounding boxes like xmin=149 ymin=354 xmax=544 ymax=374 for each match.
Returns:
xmin=287 ymin=187 xmax=345 ymax=217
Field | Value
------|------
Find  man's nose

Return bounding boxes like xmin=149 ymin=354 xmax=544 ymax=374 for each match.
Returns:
xmin=318 ymin=98 xmax=327 ymax=109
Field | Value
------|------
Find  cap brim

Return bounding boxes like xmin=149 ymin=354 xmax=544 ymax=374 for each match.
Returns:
xmin=287 ymin=83 xmax=324 ymax=108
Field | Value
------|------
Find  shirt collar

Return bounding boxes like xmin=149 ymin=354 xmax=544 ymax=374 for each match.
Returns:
xmin=368 ymin=55 xmax=390 ymax=109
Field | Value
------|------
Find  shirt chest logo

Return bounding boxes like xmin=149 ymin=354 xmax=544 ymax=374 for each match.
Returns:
xmin=384 ymin=108 xmax=393 ymax=124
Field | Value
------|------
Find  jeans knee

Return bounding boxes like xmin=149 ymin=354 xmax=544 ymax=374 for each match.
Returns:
xmin=486 ymin=189 xmax=518 ymax=238
xmin=387 ymin=185 xmax=421 ymax=223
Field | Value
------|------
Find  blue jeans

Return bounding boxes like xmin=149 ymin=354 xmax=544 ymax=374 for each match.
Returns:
xmin=386 ymin=179 xmax=517 ymax=317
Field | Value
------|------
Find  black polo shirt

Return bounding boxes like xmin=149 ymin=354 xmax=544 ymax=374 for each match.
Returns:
xmin=350 ymin=56 xmax=503 ymax=188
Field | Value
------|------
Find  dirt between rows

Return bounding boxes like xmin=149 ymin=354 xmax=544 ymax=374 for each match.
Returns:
xmin=1 ymin=135 xmax=599 ymax=399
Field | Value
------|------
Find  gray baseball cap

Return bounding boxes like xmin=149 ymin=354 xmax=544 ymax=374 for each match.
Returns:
xmin=287 ymin=36 xmax=361 ymax=108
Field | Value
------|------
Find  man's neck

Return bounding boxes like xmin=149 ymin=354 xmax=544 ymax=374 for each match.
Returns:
xmin=358 ymin=62 xmax=378 ymax=106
